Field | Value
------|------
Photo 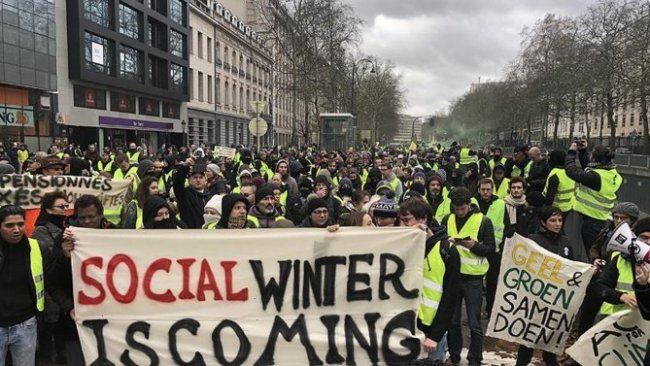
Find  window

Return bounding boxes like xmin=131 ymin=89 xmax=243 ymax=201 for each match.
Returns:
xmin=189 ymin=68 xmax=193 ymax=99
xmin=170 ymin=29 xmax=185 ymax=58
xmin=139 ymin=97 xmax=160 ymax=116
xmin=207 ymin=37 xmax=212 ymax=62
xmin=163 ymin=102 xmax=180 ymax=118
xmin=198 ymin=71 xmax=204 ymax=101
xmin=148 ymin=18 xmax=167 ymax=51
xmin=119 ymin=3 xmax=142 ymax=40
xmin=224 ymin=81 xmax=230 ymax=105
xmin=170 ymin=0 xmax=185 ymax=26
xmin=215 ymin=77 xmax=221 ymax=104
xmin=73 ymin=85 xmax=107 ymax=109
xmin=215 ymin=42 xmax=221 ymax=63
xmin=232 ymin=84 xmax=236 ymax=109
xmin=239 ymin=86 xmax=243 ymax=110
xmin=170 ymin=63 xmax=186 ymax=92
xmin=148 ymin=0 xmax=167 ymax=16
xmin=197 ymin=32 xmax=203 ymax=59
xmin=83 ymin=0 xmax=113 ymax=28
xmin=119 ymin=45 xmax=143 ymax=82
xmin=110 ymin=92 xmax=136 ymax=113
xmin=622 ymin=114 xmax=626 ymax=127
xmin=189 ymin=27 xmax=193 ymax=54
xmin=641 ymin=114 xmax=644 ymax=125
xmin=148 ymin=55 xmax=167 ymax=88
xmin=207 ymin=75 xmax=213 ymax=103
xmin=631 ymin=113 xmax=635 ymax=126
xmin=84 ymin=32 xmax=115 ymax=75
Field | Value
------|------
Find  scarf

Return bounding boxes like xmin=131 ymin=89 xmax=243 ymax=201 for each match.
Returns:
xmin=504 ymin=194 xmax=527 ymax=224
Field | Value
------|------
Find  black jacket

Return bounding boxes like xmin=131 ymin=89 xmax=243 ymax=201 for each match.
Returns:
xmin=417 ymin=226 xmax=461 ymax=342
xmin=173 ymin=164 xmax=213 ymax=228
xmin=527 ymin=159 xmax=550 ymax=192
xmin=0 ymin=236 xmax=38 ymax=327
xmin=565 ymin=149 xmax=616 ymax=191
xmin=634 ymin=281 xmax=650 ymax=320
xmin=528 ymin=229 xmax=574 ymax=260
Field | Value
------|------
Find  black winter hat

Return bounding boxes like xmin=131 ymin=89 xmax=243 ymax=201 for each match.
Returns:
xmin=143 ymin=195 xmax=171 ymax=223
xmin=255 ymin=184 xmax=276 ymax=204
xmin=313 ymin=174 xmax=330 ymax=188
xmin=307 ymin=198 xmax=329 ymax=215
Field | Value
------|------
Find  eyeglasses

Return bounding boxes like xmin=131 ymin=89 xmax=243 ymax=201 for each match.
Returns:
xmin=54 ymin=204 xmax=69 ymax=210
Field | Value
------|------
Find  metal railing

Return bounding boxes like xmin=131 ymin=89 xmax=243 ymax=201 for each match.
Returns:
xmin=614 ymin=154 xmax=650 ymax=169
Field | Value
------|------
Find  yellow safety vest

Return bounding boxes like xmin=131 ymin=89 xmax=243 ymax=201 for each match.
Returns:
xmin=28 ymin=238 xmax=45 ymax=312
xmin=494 ymin=178 xmax=509 ymax=199
xmin=97 ymin=160 xmax=113 ymax=173
xmin=359 ymin=169 xmax=369 ymax=188
xmin=485 ymin=199 xmax=506 ymax=252
xmin=113 ymin=167 xmax=137 ymax=180
xmin=247 ymin=214 xmax=286 ymax=228
xmin=511 ymin=160 xmax=532 ymax=178
xmin=459 ymin=148 xmax=477 ymax=165
xmin=130 ymin=200 xmax=143 ymax=229
xmin=55 ymin=152 xmax=64 ymax=159
xmin=126 ymin=151 xmax=140 ymax=163
xmin=543 ymin=168 xmax=576 ymax=213
xmin=447 ymin=212 xmax=489 ymax=276
xmin=435 ymin=197 xmax=479 ymax=224
xmin=573 ymin=168 xmax=622 ymax=221
xmin=389 ymin=176 xmax=401 ymax=194
xmin=488 ymin=157 xmax=507 ymax=172
xmin=600 ymin=253 xmax=634 ymax=315
xmin=418 ymin=240 xmax=446 ymax=326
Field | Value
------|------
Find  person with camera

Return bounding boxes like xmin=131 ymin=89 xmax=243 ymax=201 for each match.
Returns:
xmin=565 ymin=141 xmax=622 ymax=254
xmin=173 ymin=157 xmax=213 ymax=229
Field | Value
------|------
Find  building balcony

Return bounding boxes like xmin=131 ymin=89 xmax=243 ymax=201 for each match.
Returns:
xmin=232 ymin=66 xmax=238 ymax=74
xmin=215 ymin=59 xmax=223 ymax=67
xmin=253 ymin=77 xmax=258 ymax=83
xmin=239 ymin=70 xmax=245 ymax=77
xmin=224 ymin=62 xmax=231 ymax=71
xmin=246 ymin=75 xmax=251 ymax=81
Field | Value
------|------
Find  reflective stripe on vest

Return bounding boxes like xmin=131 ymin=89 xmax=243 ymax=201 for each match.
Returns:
xmin=418 ymin=241 xmax=446 ymax=326
xmin=486 ymin=199 xmax=506 ymax=251
xmin=28 ymin=238 xmax=45 ymax=312
xmin=600 ymin=254 xmax=634 ymax=315
xmin=543 ymin=168 xmax=576 ymax=212
xmin=447 ymin=212 xmax=489 ymax=275
xmin=573 ymin=168 xmax=622 ymax=221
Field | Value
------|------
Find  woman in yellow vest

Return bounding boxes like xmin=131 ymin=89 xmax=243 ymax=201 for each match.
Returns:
xmin=122 ymin=176 xmax=159 ymax=229
xmin=566 ymin=143 xmax=622 ymax=253
xmin=515 ymin=206 xmax=574 ymax=366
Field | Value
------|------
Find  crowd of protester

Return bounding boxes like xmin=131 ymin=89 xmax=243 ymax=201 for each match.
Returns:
xmin=0 ymin=138 xmax=649 ymax=366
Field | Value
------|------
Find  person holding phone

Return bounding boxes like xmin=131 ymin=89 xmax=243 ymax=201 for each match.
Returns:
xmin=440 ymin=187 xmax=495 ymax=366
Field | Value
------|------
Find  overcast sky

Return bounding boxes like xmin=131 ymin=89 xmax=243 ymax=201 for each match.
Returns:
xmin=343 ymin=0 xmax=596 ymax=116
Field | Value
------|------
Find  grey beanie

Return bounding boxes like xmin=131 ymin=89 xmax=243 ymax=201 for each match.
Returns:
xmin=0 ymin=163 xmax=15 ymax=174
xmin=373 ymin=195 xmax=398 ymax=218
xmin=435 ymin=169 xmax=447 ymax=184
xmin=613 ymin=202 xmax=640 ymax=221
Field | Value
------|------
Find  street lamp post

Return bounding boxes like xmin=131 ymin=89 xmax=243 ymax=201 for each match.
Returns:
xmin=350 ymin=58 xmax=377 ymax=115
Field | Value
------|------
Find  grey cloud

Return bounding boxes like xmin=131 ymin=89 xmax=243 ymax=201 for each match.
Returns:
xmin=345 ymin=0 xmax=596 ymax=114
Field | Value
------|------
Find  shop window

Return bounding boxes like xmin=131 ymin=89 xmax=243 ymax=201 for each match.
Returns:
xmin=73 ymin=85 xmax=107 ymax=109
xmin=163 ymin=102 xmax=180 ymax=118
xmin=110 ymin=92 xmax=136 ymax=113
xmin=139 ymin=97 xmax=160 ymax=116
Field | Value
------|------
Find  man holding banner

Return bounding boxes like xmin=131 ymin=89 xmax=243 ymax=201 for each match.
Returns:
xmin=398 ymin=198 xmax=461 ymax=363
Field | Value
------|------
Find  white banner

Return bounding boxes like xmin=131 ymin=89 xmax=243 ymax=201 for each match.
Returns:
xmin=212 ymin=146 xmax=236 ymax=159
xmin=72 ymin=227 xmax=425 ymax=365
xmin=0 ymin=175 xmax=130 ymax=210
xmin=567 ymin=310 xmax=650 ymax=365
xmin=486 ymin=233 xmax=595 ymax=354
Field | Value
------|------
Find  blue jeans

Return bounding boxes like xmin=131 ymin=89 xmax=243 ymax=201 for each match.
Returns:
xmin=449 ymin=277 xmax=484 ymax=365
xmin=428 ymin=332 xmax=448 ymax=362
xmin=0 ymin=316 xmax=38 ymax=366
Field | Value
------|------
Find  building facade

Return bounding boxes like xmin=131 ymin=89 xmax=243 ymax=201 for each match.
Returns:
xmin=55 ymin=0 xmax=190 ymax=151
xmin=187 ymin=0 xmax=273 ymax=147
xmin=0 ymin=0 xmax=57 ymax=150
xmin=392 ymin=114 xmax=424 ymax=144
